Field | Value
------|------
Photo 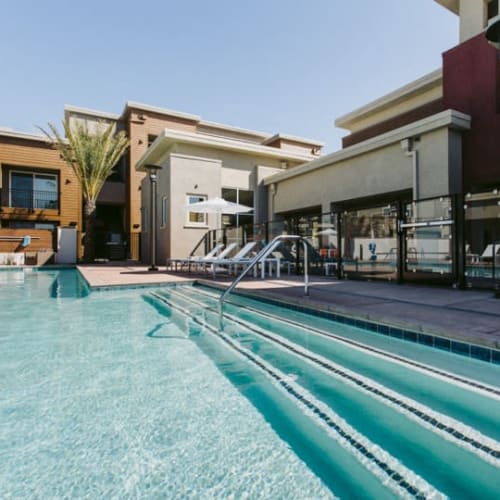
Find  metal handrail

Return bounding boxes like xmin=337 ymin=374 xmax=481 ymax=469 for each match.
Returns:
xmin=218 ymin=234 xmax=309 ymax=329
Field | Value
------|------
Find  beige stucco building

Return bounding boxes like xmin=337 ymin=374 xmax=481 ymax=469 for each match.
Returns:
xmin=137 ymin=121 xmax=322 ymax=261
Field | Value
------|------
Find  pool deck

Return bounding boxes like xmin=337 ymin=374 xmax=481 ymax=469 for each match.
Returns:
xmin=78 ymin=263 xmax=500 ymax=349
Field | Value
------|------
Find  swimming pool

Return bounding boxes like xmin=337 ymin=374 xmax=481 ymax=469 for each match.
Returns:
xmin=1 ymin=269 xmax=499 ymax=498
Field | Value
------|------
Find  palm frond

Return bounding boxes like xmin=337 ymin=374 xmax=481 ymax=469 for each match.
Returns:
xmin=39 ymin=120 xmax=130 ymax=203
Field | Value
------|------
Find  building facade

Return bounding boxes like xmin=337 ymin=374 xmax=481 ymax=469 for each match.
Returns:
xmin=263 ymin=0 xmax=500 ymax=288
xmin=0 ymin=129 xmax=82 ymax=263
xmin=136 ymin=120 xmax=322 ymax=262
xmin=66 ymin=103 xmax=322 ymax=261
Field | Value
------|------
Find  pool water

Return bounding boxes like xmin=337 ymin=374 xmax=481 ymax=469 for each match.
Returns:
xmin=0 ymin=270 xmax=332 ymax=498
xmin=1 ymin=269 xmax=499 ymax=498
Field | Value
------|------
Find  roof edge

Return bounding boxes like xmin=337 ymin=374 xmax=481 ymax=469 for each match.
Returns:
xmin=136 ymin=128 xmax=316 ymax=171
xmin=262 ymin=133 xmax=325 ymax=147
xmin=335 ymin=69 xmax=443 ymax=129
xmin=266 ymin=109 xmax=471 ymax=185
xmin=0 ymin=127 xmax=52 ymax=143
xmin=64 ymin=105 xmax=120 ymax=121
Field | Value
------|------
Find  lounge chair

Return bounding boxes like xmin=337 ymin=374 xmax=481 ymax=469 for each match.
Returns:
xmin=202 ymin=241 xmax=259 ymax=278
xmin=166 ymin=243 xmax=224 ymax=271
xmin=480 ymin=242 xmax=500 ymax=264
xmin=211 ymin=242 xmax=281 ymax=279
xmin=195 ymin=243 xmax=238 ymax=274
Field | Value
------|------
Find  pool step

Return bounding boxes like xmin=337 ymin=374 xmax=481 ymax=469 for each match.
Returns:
xmin=161 ymin=287 xmax=500 ymax=468
xmin=178 ymin=285 xmax=500 ymax=400
xmin=148 ymin=290 xmax=446 ymax=500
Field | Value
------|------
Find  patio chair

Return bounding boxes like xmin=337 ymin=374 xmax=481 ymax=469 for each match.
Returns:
xmin=202 ymin=241 xmax=259 ymax=278
xmin=479 ymin=242 xmax=500 ymax=266
xmin=166 ymin=243 xmax=224 ymax=272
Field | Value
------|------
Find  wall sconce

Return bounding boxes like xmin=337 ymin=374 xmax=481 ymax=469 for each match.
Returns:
xmin=133 ymin=224 xmax=140 ymax=229
xmin=65 ymin=179 xmax=71 ymax=185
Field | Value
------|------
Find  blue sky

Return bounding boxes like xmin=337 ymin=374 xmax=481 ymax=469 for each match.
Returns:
xmin=1 ymin=0 xmax=458 ymax=152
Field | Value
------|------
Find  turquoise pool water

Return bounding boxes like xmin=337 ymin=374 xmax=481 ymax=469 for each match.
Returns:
xmin=1 ymin=269 xmax=499 ymax=498
xmin=0 ymin=270 xmax=332 ymax=498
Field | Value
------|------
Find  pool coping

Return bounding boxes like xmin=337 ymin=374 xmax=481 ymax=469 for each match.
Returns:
xmin=196 ymin=281 xmax=500 ymax=366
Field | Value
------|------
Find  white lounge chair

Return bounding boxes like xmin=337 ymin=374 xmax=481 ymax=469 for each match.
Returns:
xmin=166 ymin=243 xmax=224 ymax=271
xmin=480 ymin=242 xmax=500 ymax=265
xmin=202 ymin=241 xmax=258 ymax=278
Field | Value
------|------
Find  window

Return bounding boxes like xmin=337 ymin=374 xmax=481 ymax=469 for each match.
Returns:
xmin=6 ymin=220 xmax=56 ymax=230
xmin=186 ymin=194 xmax=207 ymax=225
xmin=147 ymin=134 xmax=158 ymax=147
xmin=221 ymin=187 xmax=254 ymax=227
xmin=10 ymin=171 xmax=58 ymax=209
xmin=488 ymin=0 xmax=498 ymax=20
xmin=161 ymin=196 xmax=168 ymax=227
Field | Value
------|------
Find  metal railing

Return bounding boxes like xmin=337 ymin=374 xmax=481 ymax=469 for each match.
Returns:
xmin=218 ymin=235 xmax=309 ymax=330
xmin=8 ymin=189 xmax=59 ymax=210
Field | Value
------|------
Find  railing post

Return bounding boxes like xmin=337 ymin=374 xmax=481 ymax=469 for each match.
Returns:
xmin=219 ymin=234 xmax=310 ymax=330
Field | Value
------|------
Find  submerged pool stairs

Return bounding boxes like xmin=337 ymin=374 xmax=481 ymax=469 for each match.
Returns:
xmin=146 ymin=285 xmax=500 ymax=499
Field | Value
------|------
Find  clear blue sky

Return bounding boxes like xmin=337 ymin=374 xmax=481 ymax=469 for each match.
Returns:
xmin=1 ymin=0 xmax=458 ymax=152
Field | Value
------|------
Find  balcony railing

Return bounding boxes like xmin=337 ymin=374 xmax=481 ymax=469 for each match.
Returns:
xmin=7 ymin=189 xmax=59 ymax=210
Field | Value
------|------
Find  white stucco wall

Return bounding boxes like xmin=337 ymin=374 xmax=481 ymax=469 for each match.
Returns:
xmin=141 ymin=142 xmax=293 ymax=261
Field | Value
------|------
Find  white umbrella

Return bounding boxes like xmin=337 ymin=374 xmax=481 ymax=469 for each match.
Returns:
xmin=183 ymin=196 xmax=253 ymax=231
xmin=315 ymin=228 xmax=337 ymax=236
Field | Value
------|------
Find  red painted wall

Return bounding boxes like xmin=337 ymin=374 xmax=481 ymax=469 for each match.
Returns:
xmin=442 ymin=33 xmax=500 ymax=190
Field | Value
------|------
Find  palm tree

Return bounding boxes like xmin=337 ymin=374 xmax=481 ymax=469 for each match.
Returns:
xmin=41 ymin=120 xmax=130 ymax=262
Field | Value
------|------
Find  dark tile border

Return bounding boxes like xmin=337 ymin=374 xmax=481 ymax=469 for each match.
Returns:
xmin=196 ymin=283 xmax=500 ymax=366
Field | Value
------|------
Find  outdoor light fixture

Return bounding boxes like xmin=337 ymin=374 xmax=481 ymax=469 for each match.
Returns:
xmin=145 ymin=164 xmax=162 ymax=271
xmin=486 ymin=15 xmax=500 ymax=48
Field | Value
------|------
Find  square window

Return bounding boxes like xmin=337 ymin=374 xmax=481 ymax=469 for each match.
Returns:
xmin=186 ymin=195 xmax=207 ymax=225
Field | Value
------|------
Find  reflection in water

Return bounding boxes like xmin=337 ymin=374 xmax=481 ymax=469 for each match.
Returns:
xmin=50 ymin=270 xmax=89 ymax=298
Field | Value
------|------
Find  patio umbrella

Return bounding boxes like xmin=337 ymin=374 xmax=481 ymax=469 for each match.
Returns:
xmin=183 ymin=196 xmax=253 ymax=231
xmin=314 ymin=228 xmax=338 ymax=236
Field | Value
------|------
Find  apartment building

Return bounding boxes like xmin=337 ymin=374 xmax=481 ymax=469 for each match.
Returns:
xmin=0 ymin=128 xmax=82 ymax=263
xmin=66 ymin=103 xmax=322 ymax=261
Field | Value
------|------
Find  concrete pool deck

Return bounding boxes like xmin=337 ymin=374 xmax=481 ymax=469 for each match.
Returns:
xmin=78 ymin=263 xmax=500 ymax=350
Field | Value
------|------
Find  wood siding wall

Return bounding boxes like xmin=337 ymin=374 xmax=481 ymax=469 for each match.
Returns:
xmin=0 ymin=136 xmax=82 ymax=255
xmin=0 ymin=228 xmax=54 ymax=252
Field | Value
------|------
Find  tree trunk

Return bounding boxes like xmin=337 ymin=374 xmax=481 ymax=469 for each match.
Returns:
xmin=83 ymin=199 xmax=97 ymax=262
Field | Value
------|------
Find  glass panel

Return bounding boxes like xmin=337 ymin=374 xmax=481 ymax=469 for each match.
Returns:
xmin=342 ymin=204 xmax=398 ymax=281
xmin=34 ymin=174 xmax=58 ymax=209
xmin=11 ymin=173 xmax=33 ymax=208
xmin=221 ymin=188 xmax=254 ymax=228
xmin=405 ymin=197 xmax=452 ymax=223
xmin=404 ymin=197 xmax=453 ymax=275
xmin=314 ymin=213 xmax=338 ymax=260
xmin=464 ymin=190 xmax=500 ymax=282
xmin=221 ymin=187 xmax=236 ymax=203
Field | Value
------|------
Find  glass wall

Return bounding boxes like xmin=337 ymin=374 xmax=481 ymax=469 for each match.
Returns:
xmin=464 ymin=190 xmax=500 ymax=285
xmin=212 ymin=191 xmax=499 ymax=289
xmin=341 ymin=204 xmax=398 ymax=281
xmin=402 ymin=197 xmax=453 ymax=277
